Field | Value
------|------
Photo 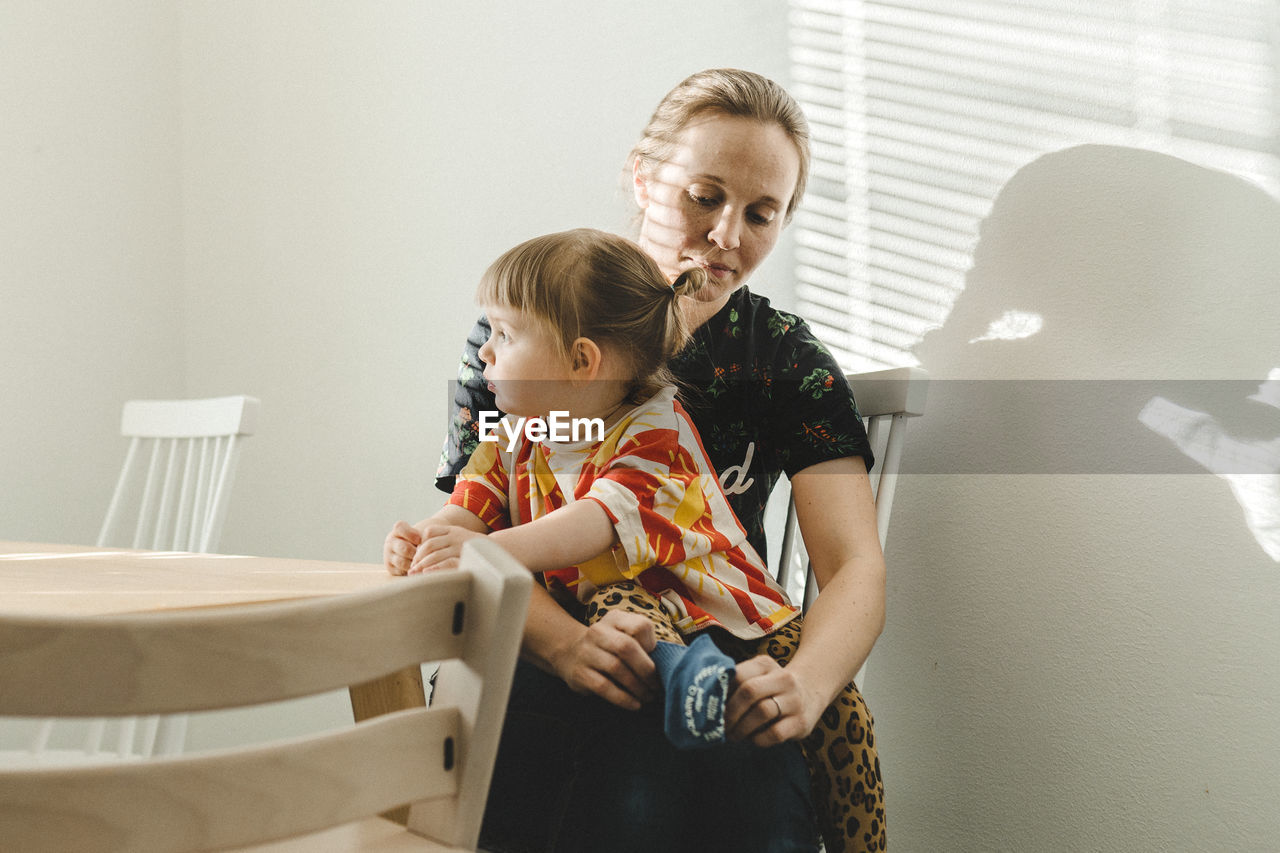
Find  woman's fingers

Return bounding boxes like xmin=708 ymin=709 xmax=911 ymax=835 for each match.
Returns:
xmin=558 ymin=611 xmax=659 ymax=710
xmin=725 ymin=654 xmax=813 ymax=746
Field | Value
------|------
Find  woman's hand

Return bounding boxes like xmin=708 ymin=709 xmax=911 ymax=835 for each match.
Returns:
xmin=549 ymin=609 xmax=660 ymax=711
xmin=725 ymin=654 xmax=825 ymax=747
xmin=384 ymin=521 xmax=423 ymax=576
xmin=410 ymin=524 xmax=484 ymax=573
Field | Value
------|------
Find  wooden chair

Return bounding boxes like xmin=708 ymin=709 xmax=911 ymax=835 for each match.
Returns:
xmin=98 ymin=395 xmax=260 ymax=555
xmin=0 ymin=537 xmax=532 ymax=853
xmin=19 ymin=395 xmax=261 ymax=762
xmin=774 ymin=366 xmax=928 ymax=676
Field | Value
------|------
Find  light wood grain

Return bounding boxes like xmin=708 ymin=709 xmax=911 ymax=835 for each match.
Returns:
xmin=0 ymin=539 xmax=532 ymax=852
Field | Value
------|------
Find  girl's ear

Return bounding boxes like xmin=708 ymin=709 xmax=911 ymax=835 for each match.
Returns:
xmin=569 ymin=337 xmax=603 ymax=381
xmin=632 ymin=159 xmax=651 ymax=210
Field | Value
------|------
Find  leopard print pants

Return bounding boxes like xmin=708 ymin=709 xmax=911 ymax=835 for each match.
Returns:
xmin=583 ymin=583 xmax=886 ymax=853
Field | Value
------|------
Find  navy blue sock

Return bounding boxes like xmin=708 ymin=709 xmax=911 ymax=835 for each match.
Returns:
xmin=651 ymin=632 xmax=736 ymax=750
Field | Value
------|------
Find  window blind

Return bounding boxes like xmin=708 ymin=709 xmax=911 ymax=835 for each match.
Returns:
xmin=789 ymin=0 xmax=1279 ymax=371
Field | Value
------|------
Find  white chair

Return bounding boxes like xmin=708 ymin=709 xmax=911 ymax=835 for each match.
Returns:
xmin=29 ymin=395 xmax=259 ymax=761
xmin=774 ymin=367 xmax=928 ymax=676
xmin=0 ymin=537 xmax=532 ymax=853
xmin=98 ymin=395 xmax=260 ymax=554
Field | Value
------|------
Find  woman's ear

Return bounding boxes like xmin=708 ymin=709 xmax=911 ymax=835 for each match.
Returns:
xmin=569 ymin=337 xmax=603 ymax=381
xmin=632 ymin=159 xmax=651 ymax=210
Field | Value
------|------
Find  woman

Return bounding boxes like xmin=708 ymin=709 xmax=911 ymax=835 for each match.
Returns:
xmin=387 ymin=69 xmax=887 ymax=853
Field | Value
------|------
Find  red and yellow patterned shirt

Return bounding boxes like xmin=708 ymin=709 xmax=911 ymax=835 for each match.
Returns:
xmin=449 ymin=387 xmax=798 ymax=639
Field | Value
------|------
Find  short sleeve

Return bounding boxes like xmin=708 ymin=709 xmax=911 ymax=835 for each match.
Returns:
xmin=447 ymin=440 xmax=511 ymax=531
xmin=768 ymin=323 xmax=874 ymax=477
xmin=583 ymin=406 xmax=744 ymax=577
xmin=435 ymin=315 xmax=500 ymax=494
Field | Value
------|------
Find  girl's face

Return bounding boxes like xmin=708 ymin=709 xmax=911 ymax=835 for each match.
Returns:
xmin=478 ymin=304 xmax=573 ymax=417
xmin=634 ymin=113 xmax=801 ymax=313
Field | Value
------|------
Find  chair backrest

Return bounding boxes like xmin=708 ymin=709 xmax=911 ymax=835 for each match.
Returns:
xmin=774 ymin=366 xmax=928 ymax=612
xmin=98 ymin=395 xmax=259 ymax=554
xmin=18 ymin=396 xmax=260 ymax=761
xmin=0 ymin=537 xmax=532 ymax=853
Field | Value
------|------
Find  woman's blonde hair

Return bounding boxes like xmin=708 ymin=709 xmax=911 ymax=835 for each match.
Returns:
xmin=477 ymin=228 xmax=707 ymax=404
xmin=628 ymin=68 xmax=811 ymax=222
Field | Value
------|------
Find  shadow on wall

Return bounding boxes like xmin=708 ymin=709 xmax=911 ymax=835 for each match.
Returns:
xmin=876 ymin=145 xmax=1280 ymax=851
xmin=912 ymin=144 xmax=1280 ymax=562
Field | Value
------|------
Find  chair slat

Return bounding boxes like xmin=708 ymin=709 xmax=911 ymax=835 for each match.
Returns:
xmin=0 ymin=708 xmax=459 ymax=853
xmin=173 ymin=440 xmax=197 ymax=551
xmin=132 ymin=440 xmax=164 ymax=549
xmin=152 ymin=440 xmax=181 ymax=551
xmin=0 ymin=538 xmax=531 ymax=853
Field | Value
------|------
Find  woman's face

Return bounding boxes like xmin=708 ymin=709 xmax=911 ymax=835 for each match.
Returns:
xmin=634 ymin=113 xmax=801 ymax=310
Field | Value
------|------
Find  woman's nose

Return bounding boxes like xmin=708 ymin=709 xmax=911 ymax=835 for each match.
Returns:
xmin=708 ymin=209 xmax=741 ymax=251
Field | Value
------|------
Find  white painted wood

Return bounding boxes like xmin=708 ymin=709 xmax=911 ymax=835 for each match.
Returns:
xmin=99 ymin=396 xmax=259 ymax=556
xmin=776 ymin=368 xmax=929 ymax=662
xmin=0 ymin=538 xmax=531 ymax=853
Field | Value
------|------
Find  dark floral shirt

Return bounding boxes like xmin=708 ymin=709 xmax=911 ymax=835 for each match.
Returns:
xmin=436 ymin=286 xmax=873 ymax=560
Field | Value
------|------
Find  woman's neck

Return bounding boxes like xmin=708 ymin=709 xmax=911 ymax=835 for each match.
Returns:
xmin=681 ymin=289 xmax=736 ymax=331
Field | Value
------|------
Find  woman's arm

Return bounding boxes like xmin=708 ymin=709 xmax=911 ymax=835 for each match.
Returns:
xmin=725 ymin=455 xmax=886 ymax=746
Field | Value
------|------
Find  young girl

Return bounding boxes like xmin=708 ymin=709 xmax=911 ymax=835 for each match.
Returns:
xmin=403 ymin=227 xmax=798 ymax=650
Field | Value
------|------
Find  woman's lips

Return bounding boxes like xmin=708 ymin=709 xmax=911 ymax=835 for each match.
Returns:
xmin=695 ymin=260 xmax=732 ymax=279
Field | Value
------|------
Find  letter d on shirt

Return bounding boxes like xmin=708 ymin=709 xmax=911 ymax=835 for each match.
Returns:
xmin=718 ymin=441 xmax=756 ymax=496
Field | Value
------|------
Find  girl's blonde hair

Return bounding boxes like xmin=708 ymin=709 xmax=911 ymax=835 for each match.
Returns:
xmin=477 ymin=228 xmax=707 ymax=404
xmin=627 ymin=68 xmax=811 ymax=222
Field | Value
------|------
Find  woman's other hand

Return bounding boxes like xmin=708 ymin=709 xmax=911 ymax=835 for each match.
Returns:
xmin=551 ymin=609 xmax=660 ymax=711
xmin=384 ymin=521 xmax=422 ymax=576
xmin=725 ymin=654 xmax=824 ymax=747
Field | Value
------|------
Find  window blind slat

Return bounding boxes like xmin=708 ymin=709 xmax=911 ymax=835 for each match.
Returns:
xmin=790 ymin=0 xmax=1278 ymax=372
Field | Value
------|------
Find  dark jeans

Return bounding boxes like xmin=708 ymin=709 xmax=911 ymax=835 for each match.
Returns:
xmin=480 ymin=660 xmax=820 ymax=853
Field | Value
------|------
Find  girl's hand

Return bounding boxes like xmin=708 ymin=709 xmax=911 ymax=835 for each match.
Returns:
xmin=410 ymin=524 xmax=484 ymax=573
xmin=384 ymin=521 xmax=423 ymax=576
xmin=724 ymin=654 xmax=824 ymax=747
xmin=551 ymin=610 xmax=659 ymax=711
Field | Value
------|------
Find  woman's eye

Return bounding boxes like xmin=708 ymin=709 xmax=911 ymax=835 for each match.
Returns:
xmin=688 ymin=190 xmax=720 ymax=208
xmin=748 ymin=211 xmax=775 ymax=226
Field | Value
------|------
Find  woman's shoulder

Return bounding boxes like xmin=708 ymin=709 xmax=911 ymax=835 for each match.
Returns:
xmin=723 ymin=288 xmax=838 ymax=371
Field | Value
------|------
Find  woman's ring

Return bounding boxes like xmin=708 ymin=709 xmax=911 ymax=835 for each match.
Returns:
xmin=770 ymin=696 xmax=783 ymax=720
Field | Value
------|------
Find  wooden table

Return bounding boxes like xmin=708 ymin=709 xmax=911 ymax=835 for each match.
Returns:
xmin=0 ymin=541 xmax=427 ymax=747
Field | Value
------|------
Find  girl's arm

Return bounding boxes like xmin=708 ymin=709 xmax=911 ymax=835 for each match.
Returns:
xmin=385 ymin=504 xmax=489 ymax=575
xmin=724 ymin=456 xmax=886 ymax=746
xmin=411 ymin=497 xmax=661 ymax=709
xmin=410 ymin=498 xmax=619 ymax=574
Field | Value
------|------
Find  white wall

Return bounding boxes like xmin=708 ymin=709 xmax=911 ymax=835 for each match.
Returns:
xmin=876 ymin=145 xmax=1280 ymax=851
xmin=1 ymin=0 xmax=793 ymax=560
xmin=175 ymin=0 xmax=795 ymax=563
xmin=9 ymin=6 xmax=1278 ymax=851
xmin=1 ymin=0 xmax=186 ymax=544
